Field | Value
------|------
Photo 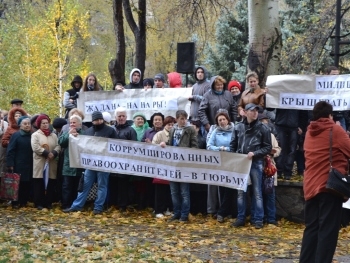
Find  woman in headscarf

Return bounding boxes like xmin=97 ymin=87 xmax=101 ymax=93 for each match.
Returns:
xmin=6 ymin=116 xmax=33 ymax=208
xmin=1 ymin=107 xmax=27 ymax=148
xmin=31 ymin=114 xmax=61 ymax=210
xmin=131 ymin=112 xmax=149 ymax=141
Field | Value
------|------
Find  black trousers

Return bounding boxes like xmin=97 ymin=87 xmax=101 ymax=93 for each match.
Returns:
xmin=12 ymin=181 xmax=31 ymax=206
xmin=299 ymin=192 xmax=343 ymax=263
xmin=32 ymin=178 xmax=56 ymax=208
xmin=154 ymin=184 xmax=172 ymax=214
xmin=61 ymin=175 xmax=81 ymax=209
xmin=217 ymin=186 xmax=235 ymax=217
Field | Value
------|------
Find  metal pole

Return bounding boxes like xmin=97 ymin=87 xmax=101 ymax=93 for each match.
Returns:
xmin=334 ymin=0 xmax=342 ymax=67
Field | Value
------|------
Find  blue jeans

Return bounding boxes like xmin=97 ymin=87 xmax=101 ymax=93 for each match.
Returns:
xmin=71 ymin=169 xmax=109 ymax=212
xmin=169 ymin=182 xmax=190 ymax=219
xmin=263 ymin=186 xmax=276 ymax=223
xmin=237 ymin=160 xmax=264 ymax=223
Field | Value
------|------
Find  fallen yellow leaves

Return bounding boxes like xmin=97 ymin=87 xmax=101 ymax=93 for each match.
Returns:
xmin=0 ymin=203 xmax=349 ymax=262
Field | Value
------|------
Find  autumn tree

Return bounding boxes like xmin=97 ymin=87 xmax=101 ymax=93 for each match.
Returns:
xmin=0 ymin=0 xmax=89 ymax=117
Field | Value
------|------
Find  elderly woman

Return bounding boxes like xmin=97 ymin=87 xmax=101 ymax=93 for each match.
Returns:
xmin=198 ymin=76 xmax=237 ymax=132
xmin=207 ymin=111 xmax=235 ymax=223
xmin=2 ymin=107 xmax=28 ymax=148
xmin=31 ymin=114 xmax=61 ymax=210
xmin=131 ymin=112 xmax=149 ymax=141
xmin=238 ymin=72 xmax=265 ymax=117
xmin=58 ymin=115 xmax=85 ymax=210
xmin=6 ymin=116 xmax=33 ymax=208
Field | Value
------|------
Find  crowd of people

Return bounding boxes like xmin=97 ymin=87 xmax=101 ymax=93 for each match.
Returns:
xmin=0 ymin=66 xmax=348 ymax=231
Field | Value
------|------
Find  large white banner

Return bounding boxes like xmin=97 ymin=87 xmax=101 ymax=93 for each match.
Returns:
xmin=77 ymin=88 xmax=192 ymax=121
xmin=69 ymin=135 xmax=252 ymax=191
xmin=266 ymin=74 xmax=350 ymax=110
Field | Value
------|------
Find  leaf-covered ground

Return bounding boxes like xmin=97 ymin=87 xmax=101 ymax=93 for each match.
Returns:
xmin=0 ymin=203 xmax=349 ymax=263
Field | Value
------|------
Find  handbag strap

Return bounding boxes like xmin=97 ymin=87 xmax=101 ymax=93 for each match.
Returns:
xmin=329 ymin=127 xmax=333 ymax=169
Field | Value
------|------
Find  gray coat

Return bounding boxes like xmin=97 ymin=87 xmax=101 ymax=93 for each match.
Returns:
xmin=198 ymin=76 xmax=238 ymax=126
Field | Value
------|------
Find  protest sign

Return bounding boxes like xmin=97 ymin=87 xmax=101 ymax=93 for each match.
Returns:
xmin=69 ymin=135 xmax=252 ymax=191
xmin=266 ymin=74 xmax=350 ymax=110
xmin=77 ymin=88 xmax=192 ymax=121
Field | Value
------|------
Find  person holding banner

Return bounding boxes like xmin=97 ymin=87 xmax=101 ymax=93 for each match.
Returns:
xmin=109 ymin=108 xmax=137 ymax=211
xmin=31 ymin=114 xmax=61 ymax=210
xmin=230 ymin=103 xmax=272 ymax=229
xmin=207 ymin=111 xmax=235 ymax=223
xmin=64 ymin=111 xmax=117 ymax=214
xmin=237 ymin=72 xmax=265 ymax=117
xmin=58 ymin=115 xmax=85 ymax=210
xmin=81 ymin=73 xmax=102 ymax=92
xmin=164 ymin=110 xmax=198 ymax=222
xmin=122 ymin=68 xmax=143 ymax=90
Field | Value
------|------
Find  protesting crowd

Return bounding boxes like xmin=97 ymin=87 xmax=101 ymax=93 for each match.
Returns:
xmin=1 ymin=65 xmax=350 ymax=262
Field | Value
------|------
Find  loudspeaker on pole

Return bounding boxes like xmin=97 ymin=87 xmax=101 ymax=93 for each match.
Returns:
xmin=177 ymin=42 xmax=195 ymax=74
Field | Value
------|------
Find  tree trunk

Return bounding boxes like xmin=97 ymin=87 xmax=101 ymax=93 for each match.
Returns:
xmin=123 ymin=0 xmax=146 ymax=79
xmin=109 ymin=0 xmax=125 ymax=86
xmin=247 ymin=0 xmax=281 ymax=86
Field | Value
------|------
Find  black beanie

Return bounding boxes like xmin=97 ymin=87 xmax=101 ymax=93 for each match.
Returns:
xmin=52 ymin=118 xmax=67 ymax=129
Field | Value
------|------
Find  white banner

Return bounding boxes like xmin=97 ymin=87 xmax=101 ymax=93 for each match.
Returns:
xmin=266 ymin=74 xmax=350 ymax=110
xmin=77 ymin=88 xmax=192 ymax=121
xmin=69 ymin=135 xmax=252 ymax=191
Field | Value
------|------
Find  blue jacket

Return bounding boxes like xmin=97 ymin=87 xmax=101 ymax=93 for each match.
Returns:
xmin=207 ymin=124 xmax=234 ymax=152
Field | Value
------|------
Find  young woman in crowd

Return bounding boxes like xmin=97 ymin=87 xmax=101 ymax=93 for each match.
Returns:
xmin=238 ymin=72 xmax=265 ymax=117
xmin=152 ymin=116 xmax=175 ymax=218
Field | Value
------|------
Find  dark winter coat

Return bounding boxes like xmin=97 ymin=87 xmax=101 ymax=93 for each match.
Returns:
xmin=85 ymin=123 xmax=118 ymax=138
xmin=114 ymin=123 xmax=138 ymax=141
xmin=230 ymin=119 xmax=272 ymax=161
xmin=198 ymin=76 xmax=238 ymax=125
xmin=6 ymin=130 xmax=33 ymax=181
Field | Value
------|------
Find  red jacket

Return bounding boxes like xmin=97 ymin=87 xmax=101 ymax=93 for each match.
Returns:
xmin=304 ymin=118 xmax=350 ymax=200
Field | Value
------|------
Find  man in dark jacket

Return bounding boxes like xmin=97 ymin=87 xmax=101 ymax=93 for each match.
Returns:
xmin=230 ymin=103 xmax=272 ymax=229
xmin=123 ymin=68 xmax=143 ymax=89
xmin=64 ymin=111 xmax=117 ymax=214
xmin=63 ymin=75 xmax=83 ymax=118
xmin=109 ymin=107 xmax=137 ymax=210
